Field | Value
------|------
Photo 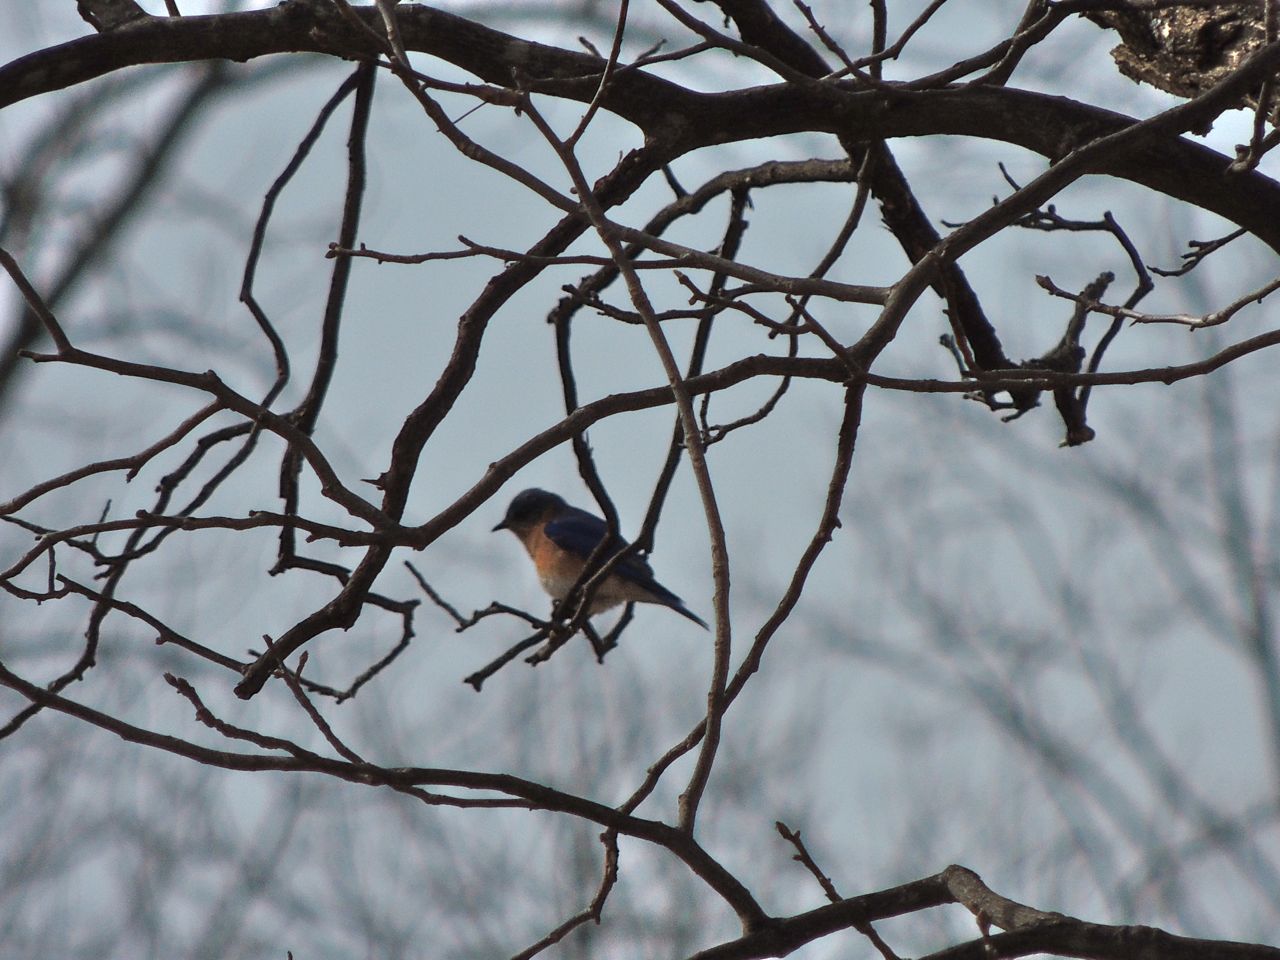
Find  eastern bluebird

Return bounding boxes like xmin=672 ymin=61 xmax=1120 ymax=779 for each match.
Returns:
xmin=493 ymin=488 xmax=708 ymax=629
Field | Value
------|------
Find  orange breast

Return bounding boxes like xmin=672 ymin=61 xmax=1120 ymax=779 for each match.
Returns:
xmin=526 ymin=526 xmax=587 ymax=599
xmin=521 ymin=525 xmax=646 ymax=613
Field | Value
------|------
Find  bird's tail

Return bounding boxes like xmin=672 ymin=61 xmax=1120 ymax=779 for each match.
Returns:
xmin=671 ymin=601 xmax=709 ymax=630
xmin=645 ymin=582 xmax=708 ymax=630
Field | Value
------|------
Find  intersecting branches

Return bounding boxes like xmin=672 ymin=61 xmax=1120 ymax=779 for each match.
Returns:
xmin=935 ymin=168 xmax=1159 ymax=441
xmin=5 ymin=0 xmax=1274 ymax=706
xmin=0 ymin=63 xmax=412 ymax=718
xmin=4 ymin=2 xmax=1280 ymax=958
xmin=9 ymin=646 xmax=1280 ymax=960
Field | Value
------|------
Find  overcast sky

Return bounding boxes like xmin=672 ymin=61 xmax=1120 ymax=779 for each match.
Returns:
xmin=2 ymin=3 xmax=1279 ymax=958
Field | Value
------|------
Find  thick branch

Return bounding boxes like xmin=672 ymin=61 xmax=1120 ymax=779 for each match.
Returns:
xmin=3 ymin=7 xmax=1280 ymax=249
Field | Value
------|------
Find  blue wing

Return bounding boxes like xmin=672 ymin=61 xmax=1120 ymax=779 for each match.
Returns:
xmin=543 ymin=510 xmax=656 ymax=585
xmin=544 ymin=507 xmax=708 ymax=629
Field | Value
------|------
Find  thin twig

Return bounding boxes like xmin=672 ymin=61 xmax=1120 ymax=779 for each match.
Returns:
xmin=507 ymin=832 xmax=620 ymax=960
xmin=566 ymin=0 xmax=628 ymax=147
xmin=1149 ymin=228 xmax=1247 ymax=277
xmin=1037 ymin=273 xmax=1280 ymax=328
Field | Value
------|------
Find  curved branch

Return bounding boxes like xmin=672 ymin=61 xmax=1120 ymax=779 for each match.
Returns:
xmin=3 ymin=6 xmax=1280 ymax=249
xmin=0 ymin=655 xmax=767 ymax=929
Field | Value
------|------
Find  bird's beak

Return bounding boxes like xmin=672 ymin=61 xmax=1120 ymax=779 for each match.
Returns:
xmin=492 ymin=520 xmax=508 ymax=532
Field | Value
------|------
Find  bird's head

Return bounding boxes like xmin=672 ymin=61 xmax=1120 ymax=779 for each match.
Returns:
xmin=492 ymin=488 xmax=565 ymax=535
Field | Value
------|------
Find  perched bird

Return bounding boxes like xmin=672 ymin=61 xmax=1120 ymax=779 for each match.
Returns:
xmin=493 ymin=488 xmax=708 ymax=629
